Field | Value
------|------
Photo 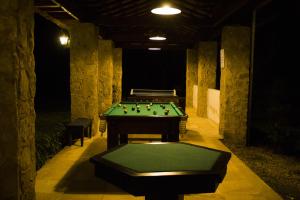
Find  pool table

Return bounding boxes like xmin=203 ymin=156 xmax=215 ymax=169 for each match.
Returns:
xmin=100 ymin=102 xmax=186 ymax=149
xmin=90 ymin=142 xmax=231 ymax=200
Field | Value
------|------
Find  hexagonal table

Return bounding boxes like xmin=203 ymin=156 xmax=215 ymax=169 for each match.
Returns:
xmin=90 ymin=142 xmax=231 ymax=200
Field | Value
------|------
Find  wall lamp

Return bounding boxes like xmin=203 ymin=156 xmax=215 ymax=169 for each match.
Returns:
xmin=59 ymin=30 xmax=70 ymax=47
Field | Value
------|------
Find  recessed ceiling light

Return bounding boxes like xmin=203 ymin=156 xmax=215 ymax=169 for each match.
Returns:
xmin=148 ymin=48 xmax=161 ymax=51
xmin=149 ymin=36 xmax=167 ymax=41
xmin=151 ymin=5 xmax=181 ymax=15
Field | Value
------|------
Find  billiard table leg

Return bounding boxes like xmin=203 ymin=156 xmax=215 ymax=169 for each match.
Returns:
xmin=145 ymin=194 xmax=184 ymax=200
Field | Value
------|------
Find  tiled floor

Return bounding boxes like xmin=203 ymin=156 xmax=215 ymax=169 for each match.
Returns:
xmin=35 ymin=107 xmax=283 ymax=200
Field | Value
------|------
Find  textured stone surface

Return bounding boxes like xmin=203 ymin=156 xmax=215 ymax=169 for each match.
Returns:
xmin=112 ymin=48 xmax=122 ymax=103
xmin=197 ymin=42 xmax=217 ymax=117
xmin=0 ymin=0 xmax=36 ymax=199
xmin=70 ymin=23 xmax=99 ymax=135
xmin=219 ymin=26 xmax=250 ymax=145
xmin=186 ymin=49 xmax=198 ymax=108
xmin=98 ymin=40 xmax=114 ymax=113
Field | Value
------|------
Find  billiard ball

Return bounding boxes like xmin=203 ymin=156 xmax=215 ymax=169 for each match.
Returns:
xmin=123 ymin=105 xmax=127 ymax=109
xmin=150 ymin=103 xmax=153 ymax=106
xmin=124 ymin=109 xmax=127 ymax=113
xmin=118 ymin=104 xmax=122 ymax=107
xmin=162 ymin=105 xmax=165 ymax=109
xmin=164 ymin=110 xmax=169 ymax=115
xmin=137 ymin=109 xmax=140 ymax=113
xmin=132 ymin=107 xmax=135 ymax=111
xmin=147 ymin=107 xmax=151 ymax=111
xmin=153 ymin=111 xmax=157 ymax=115
xmin=136 ymin=105 xmax=140 ymax=109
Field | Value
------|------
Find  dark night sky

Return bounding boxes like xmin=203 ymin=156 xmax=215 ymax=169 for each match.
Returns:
xmin=34 ymin=14 xmax=70 ymax=111
xmin=122 ymin=49 xmax=186 ymax=98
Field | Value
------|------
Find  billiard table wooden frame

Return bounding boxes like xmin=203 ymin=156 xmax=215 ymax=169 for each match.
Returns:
xmin=101 ymin=103 xmax=185 ymax=149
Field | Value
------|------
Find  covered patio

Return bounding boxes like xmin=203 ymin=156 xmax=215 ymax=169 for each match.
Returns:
xmin=35 ymin=108 xmax=282 ymax=200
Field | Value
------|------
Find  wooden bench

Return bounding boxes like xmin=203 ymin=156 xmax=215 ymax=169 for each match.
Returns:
xmin=65 ymin=118 xmax=92 ymax=146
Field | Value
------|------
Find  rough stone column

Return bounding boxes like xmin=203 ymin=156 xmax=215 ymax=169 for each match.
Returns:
xmin=0 ymin=1 xmax=36 ymax=200
xmin=197 ymin=42 xmax=217 ymax=117
xmin=219 ymin=26 xmax=250 ymax=145
xmin=70 ymin=23 xmax=99 ymax=135
xmin=185 ymin=49 xmax=198 ymax=108
xmin=113 ymin=48 xmax=122 ymax=103
xmin=98 ymin=40 xmax=114 ymax=113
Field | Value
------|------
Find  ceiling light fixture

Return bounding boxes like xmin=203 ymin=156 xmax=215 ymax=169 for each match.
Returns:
xmin=151 ymin=5 xmax=181 ymax=15
xmin=148 ymin=48 xmax=161 ymax=51
xmin=149 ymin=36 xmax=167 ymax=41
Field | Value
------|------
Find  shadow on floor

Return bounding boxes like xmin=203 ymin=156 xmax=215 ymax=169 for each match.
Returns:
xmin=54 ymin=136 xmax=128 ymax=194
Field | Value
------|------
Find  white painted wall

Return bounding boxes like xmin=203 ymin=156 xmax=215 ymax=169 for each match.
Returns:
xmin=207 ymin=89 xmax=220 ymax=124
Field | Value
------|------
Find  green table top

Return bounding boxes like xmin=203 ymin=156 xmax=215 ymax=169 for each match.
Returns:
xmin=102 ymin=143 xmax=222 ymax=172
xmin=103 ymin=102 xmax=184 ymax=117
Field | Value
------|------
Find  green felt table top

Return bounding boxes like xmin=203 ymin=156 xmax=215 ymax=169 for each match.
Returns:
xmin=102 ymin=143 xmax=222 ymax=172
xmin=103 ymin=102 xmax=184 ymax=117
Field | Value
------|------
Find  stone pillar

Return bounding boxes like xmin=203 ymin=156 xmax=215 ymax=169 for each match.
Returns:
xmin=197 ymin=42 xmax=217 ymax=117
xmin=113 ymin=48 xmax=122 ymax=103
xmin=70 ymin=23 xmax=99 ymax=135
xmin=98 ymin=40 xmax=114 ymax=113
xmin=185 ymin=49 xmax=198 ymax=108
xmin=0 ymin=1 xmax=36 ymax=200
xmin=219 ymin=26 xmax=250 ymax=145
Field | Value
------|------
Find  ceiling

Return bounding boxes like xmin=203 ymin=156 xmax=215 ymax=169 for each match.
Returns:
xmin=34 ymin=0 xmax=267 ymax=50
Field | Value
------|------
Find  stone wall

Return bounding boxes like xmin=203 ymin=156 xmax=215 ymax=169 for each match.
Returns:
xmin=112 ymin=48 xmax=122 ymax=103
xmin=185 ymin=49 xmax=198 ymax=108
xmin=70 ymin=23 xmax=99 ymax=135
xmin=98 ymin=40 xmax=114 ymax=113
xmin=197 ymin=42 xmax=217 ymax=117
xmin=219 ymin=26 xmax=250 ymax=145
xmin=0 ymin=0 xmax=36 ymax=199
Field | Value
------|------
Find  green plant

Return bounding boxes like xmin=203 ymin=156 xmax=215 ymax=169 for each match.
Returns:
xmin=35 ymin=112 xmax=69 ymax=170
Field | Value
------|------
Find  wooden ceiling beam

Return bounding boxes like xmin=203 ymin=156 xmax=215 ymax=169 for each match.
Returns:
xmin=212 ymin=0 xmax=249 ymax=27
xmin=93 ymin=15 xmax=211 ymax=27
xmin=172 ymin=0 xmax=212 ymax=18
xmin=35 ymin=7 xmax=69 ymax=30
xmin=104 ymin=32 xmax=195 ymax=43
xmin=114 ymin=41 xmax=193 ymax=50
